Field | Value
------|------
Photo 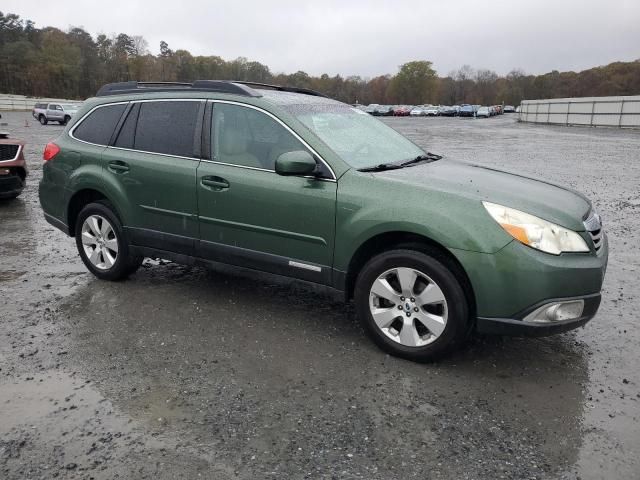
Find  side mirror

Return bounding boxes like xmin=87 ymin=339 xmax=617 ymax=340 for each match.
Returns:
xmin=275 ymin=150 xmax=317 ymax=176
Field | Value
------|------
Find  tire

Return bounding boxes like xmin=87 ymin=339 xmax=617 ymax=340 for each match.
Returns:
xmin=39 ymin=115 xmax=48 ymax=125
xmin=354 ymin=249 xmax=470 ymax=362
xmin=61 ymin=116 xmax=71 ymax=125
xmin=74 ymin=201 xmax=142 ymax=281
xmin=0 ymin=192 xmax=21 ymax=200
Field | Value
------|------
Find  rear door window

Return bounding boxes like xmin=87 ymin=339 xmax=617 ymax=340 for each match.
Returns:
xmin=114 ymin=103 xmax=139 ymax=149
xmin=72 ymin=103 xmax=127 ymax=146
xmin=133 ymin=101 xmax=200 ymax=157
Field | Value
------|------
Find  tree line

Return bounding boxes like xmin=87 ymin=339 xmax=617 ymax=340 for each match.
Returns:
xmin=1 ymin=11 xmax=639 ymax=105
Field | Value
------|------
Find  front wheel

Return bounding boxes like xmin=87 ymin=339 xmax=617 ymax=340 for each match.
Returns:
xmin=354 ymin=249 xmax=470 ymax=362
xmin=75 ymin=202 xmax=142 ymax=281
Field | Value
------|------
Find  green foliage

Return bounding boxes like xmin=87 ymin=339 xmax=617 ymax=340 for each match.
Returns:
xmin=1 ymin=11 xmax=639 ymax=104
xmin=387 ymin=61 xmax=437 ymax=104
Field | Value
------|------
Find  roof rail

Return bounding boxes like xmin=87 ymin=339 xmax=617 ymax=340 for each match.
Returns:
xmin=95 ymin=80 xmax=329 ymax=99
xmin=234 ymin=81 xmax=328 ymax=98
xmin=95 ymin=81 xmax=262 ymax=98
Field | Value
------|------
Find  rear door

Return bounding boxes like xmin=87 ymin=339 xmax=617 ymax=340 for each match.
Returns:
xmin=196 ymin=101 xmax=337 ymax=284
xmin=102 ymin=99 xmax=204 ymax=255
xmin=48 ymin=104 xmax=63 ymax=121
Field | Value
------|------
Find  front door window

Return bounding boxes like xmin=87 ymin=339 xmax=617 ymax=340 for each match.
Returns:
xmin=213 ymin=103 xmax=308 ymax=170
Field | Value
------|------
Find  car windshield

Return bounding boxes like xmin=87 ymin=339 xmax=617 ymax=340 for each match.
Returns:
xmin=289 ymin=104 xmax=426 ymax=169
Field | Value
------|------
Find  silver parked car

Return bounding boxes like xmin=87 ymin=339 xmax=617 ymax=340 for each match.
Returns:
xmin=32 ymin=103 xmax=80 ymax=125
xmin=423 ymin=106 xmax=440 ymax=116
xmin=476 ymin=106 xmax=491 ymax=118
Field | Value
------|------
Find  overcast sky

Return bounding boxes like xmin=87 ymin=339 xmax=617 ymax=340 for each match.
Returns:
xmin=4 ymin=0 xmax=639 ymax=77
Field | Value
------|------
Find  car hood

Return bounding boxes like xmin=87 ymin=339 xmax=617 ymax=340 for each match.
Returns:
xmin=372 ymin=159 xmax=591 ymax=231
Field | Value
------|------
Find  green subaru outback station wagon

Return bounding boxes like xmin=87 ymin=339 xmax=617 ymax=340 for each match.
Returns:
xmin=39 ymin=81 xmax=608 ymax=361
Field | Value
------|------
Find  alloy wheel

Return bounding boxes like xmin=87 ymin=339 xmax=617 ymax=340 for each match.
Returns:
xmin=80 ymin=214 xmax=119 ymax=270
xmin=369 ymin=267 xmax=448 ymax=347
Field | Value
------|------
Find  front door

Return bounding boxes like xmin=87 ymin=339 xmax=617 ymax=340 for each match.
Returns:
xmin=103 ymin=100 xmax=204 ymax=255
xmin=196 ymin=101 xmax=337 ymax=284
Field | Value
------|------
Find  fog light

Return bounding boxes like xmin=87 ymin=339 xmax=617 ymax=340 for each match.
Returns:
xmin=0 ymin=168 xmax=10 ymax=175
xmin=524 ymin=300 xmax=584 ymax=323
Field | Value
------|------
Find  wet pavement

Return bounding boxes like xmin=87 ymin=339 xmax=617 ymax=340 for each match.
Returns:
xmin=0 ymin=111 xmax=638 ymax=479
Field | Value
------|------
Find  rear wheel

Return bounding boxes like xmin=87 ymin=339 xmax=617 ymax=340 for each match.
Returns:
xmin=0 ymin=192 xmax=21 ymax=200
xmin=75 ymin=202 xmax=142 ymax=281
xmin=354 ymin=249 xmax=470 ymax=362
xmin=39 ymin=115 xmax=48 ymax=125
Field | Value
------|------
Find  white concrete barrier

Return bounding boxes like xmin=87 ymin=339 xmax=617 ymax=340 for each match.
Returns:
xmin=519 ymin=96 xmax=640 ymax=128
xmin=0 ymin=94 xmax=82 ymax=111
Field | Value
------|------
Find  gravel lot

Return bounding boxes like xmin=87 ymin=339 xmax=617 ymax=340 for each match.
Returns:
xmin=1 ymin=111 xmax=638 ymax=479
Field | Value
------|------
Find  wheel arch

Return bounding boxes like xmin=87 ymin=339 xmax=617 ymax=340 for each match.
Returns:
xmin=343 ymin=231 xmax=476 ymax=317
xmin=66 ymin=188 xmax=121 ymax=236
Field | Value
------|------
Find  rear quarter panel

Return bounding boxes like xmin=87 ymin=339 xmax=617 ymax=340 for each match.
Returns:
xmin=40 ymin=133 xmax=107 ymax=223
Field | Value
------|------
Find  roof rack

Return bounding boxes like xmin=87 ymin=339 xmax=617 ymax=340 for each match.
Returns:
xmin=235 ymin=81 xmax=328 ymax=98
xmin=95 ymin=80 xmax=328 ymax=99
xmin=95 ymin=81 xmax=261 ymax=97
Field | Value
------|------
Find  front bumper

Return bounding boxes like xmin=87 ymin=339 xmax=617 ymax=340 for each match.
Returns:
xmin=0 ymin=170 xmax=25 ymax=197
xmin=476 ymin=293 xmax=601 ymax=336
xmin=451 ymin=230 xmax=608 ymax=336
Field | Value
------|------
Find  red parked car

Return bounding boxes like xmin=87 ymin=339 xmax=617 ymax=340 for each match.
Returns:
xmin=0 ymin=130 xmax=27 ymax=199
xmin=392 ymin=105 xmax=413 ymax=116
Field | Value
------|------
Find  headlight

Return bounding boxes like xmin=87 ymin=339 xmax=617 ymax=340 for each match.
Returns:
xmin=483 ymin=202 xmax=589 ymax=255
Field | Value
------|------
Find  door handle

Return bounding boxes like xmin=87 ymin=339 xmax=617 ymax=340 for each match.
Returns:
xmin=108 ymin=161 xmax=129 ymax=173
xmin=201 ymin=176 xmax=229 ymax=190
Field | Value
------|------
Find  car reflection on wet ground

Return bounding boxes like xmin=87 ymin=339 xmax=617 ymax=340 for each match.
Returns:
xmin=1 ymin=111 xmax=638 ymax=479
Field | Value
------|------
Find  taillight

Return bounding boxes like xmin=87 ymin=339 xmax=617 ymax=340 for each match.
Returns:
xmin=43 ymin=142 xmax=60 ymax=162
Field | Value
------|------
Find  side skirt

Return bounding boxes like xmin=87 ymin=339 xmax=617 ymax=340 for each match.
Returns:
xmin=124 ymin=227 xmax=339 ymax=289
xmin=198 ymin=239 xmax=332 ymax=285
xmin=129 ymin=244 xmax=343 ymax=294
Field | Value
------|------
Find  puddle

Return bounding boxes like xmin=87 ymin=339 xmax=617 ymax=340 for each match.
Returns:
xmin=0 ymin=270 xmax=25 ymax=282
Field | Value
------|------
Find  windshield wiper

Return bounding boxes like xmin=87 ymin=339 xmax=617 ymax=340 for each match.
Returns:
xmin=357 ymin=163 xmax=405 ymax=172
xmin=399 ymin=152 xmax=442 ymax=167
xmin=358 ymin=152 xmax=442 ymax=172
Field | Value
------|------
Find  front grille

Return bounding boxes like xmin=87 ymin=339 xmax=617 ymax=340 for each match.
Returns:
xmin=589 ymin=228 xmax=603 ymax=252
xmin=0 ymin=144 xmax=20 ymax=161
xmin=584 ymin=211 xmax=603 ymax=253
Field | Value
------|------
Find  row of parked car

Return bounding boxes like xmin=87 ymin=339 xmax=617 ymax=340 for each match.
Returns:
xmin=32 ymin=100 xmax=518 ymax=126
xmin=358 ymin=103 xmax=517 ymax=118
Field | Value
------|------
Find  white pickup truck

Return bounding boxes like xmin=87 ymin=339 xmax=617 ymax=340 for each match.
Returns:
xmin=32 ymin=102 xmax=80 ymax=125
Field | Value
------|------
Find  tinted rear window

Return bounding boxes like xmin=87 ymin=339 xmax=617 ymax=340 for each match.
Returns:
xmin=114 ymin=103 xmax=139 ymax=149
xmin=73 ymin=104 xmax=127 ymax=146
xmin=133 ymin=101 xmax=200 ymax=157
